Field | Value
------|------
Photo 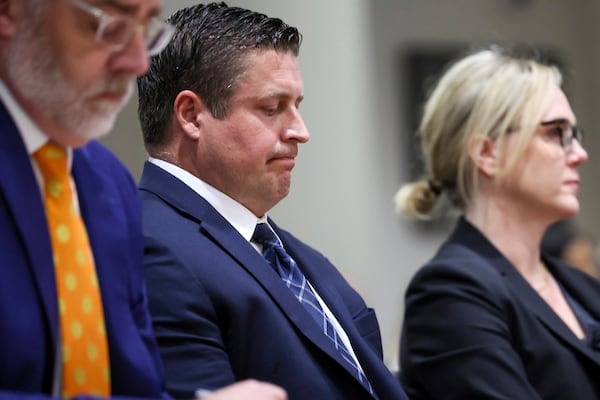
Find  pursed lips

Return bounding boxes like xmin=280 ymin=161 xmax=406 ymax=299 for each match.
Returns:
xmin=268 ymin=152 xmax=297 ymax=168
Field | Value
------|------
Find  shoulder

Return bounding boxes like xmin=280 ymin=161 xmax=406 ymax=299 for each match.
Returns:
xmin=402 ymin=240 xmax=516 ymax=351
xmin=411 ymin=239 xmax=505 ymax=290
xmin=409 ymin=217 xmax=508 ymax=289
xmin=75 ymin=141 xmax=136 ymax=187
xmin=73 ymin=141 xmax=141 ymax=222
xmin=77 ymin=140 xmax=129 ymax=170
xmin=403 ymin=238 xmax=515 ymax=327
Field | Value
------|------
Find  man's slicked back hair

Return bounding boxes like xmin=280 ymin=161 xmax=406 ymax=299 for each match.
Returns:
xmin=137 ymin=2 xmax=302 ymax=150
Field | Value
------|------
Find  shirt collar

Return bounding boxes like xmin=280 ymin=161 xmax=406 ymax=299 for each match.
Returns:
xmin=0 ymin=79 xmax=73 ymax=173
xmin=0 ymin=80 xmax=49 ymax=155
xmin=149 ymin=157 xmax=265 ymax=242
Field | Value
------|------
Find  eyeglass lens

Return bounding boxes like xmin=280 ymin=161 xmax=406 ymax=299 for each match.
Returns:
xmin=540 ymin=119 xmax=583 ymax=148
xmin=72 ymin=0 xmax=173 ymax=55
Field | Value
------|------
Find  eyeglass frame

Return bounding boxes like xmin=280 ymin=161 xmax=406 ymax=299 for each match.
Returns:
xmin=539 ymin=118 xmax=584 ymax=151
xmin=69 ymin=0 xmax=176 ymax=56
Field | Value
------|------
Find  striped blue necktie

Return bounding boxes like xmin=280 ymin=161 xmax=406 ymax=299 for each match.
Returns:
xmin=252 ymin=223 xmax=375 ymax=396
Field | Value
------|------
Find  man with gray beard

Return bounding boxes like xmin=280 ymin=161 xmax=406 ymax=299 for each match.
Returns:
xmin=0 ymin=0 xmax=285 ymax=399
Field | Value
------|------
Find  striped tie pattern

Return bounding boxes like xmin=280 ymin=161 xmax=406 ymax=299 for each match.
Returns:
xmin=252 ymin=223 xmax=375 ymax=396
xmin=34 ymin=142 xmax=110 ymax=397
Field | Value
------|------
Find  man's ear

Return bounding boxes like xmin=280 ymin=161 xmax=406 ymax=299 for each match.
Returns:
xmin=0 ymin=0 xmax=19 ymax=38
xmin=467 ymin=134 xmax=498 ymax=178
xmin=173 ymin=90 xmax=207 ymax=141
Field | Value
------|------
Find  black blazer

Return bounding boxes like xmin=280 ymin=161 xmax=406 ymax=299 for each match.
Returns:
xmin=400 ymin=217 xmax=600 ymax=400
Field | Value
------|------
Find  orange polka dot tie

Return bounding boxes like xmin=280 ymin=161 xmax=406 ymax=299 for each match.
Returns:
xmin=34 ymin=142 xmax=110 ymax=398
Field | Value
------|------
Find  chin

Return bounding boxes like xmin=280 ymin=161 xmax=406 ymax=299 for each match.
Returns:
xmin=66 ymin=109 xmax=120 ymax=142
xmin=554 ymin=201 xmax=580 ymax=220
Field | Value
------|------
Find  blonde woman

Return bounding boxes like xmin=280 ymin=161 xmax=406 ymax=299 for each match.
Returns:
xmin=397 ymin=47 xmax=600 ymax=399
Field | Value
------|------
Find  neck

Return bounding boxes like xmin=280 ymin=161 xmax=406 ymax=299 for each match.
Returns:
xmin=465 ymin=191 xmax=547 ymax=277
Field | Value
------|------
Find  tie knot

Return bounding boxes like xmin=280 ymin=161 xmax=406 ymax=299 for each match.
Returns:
xmin=33 ymin=142 xmax=68 ymax=181
xmin=252 ymin=223 xmax=280 ymax=247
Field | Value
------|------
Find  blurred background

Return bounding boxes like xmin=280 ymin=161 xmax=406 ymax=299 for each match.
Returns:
xmin=102 ymin=0 xmax=600 ymax=370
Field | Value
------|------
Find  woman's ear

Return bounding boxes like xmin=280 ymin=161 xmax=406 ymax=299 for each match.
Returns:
xmin=467 ymin=134 xmax=498 ymax=178
xmin=173 ymin=90 xmax=206 ymax=140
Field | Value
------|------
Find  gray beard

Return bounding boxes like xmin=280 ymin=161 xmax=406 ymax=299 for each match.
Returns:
xmin=4 ymin=18 xmax=133 ymax=141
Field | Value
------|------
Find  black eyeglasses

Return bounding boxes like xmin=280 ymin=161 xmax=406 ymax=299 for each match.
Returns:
xmin=539 ymin=118 xmax=584 ymax=151
xmin=70 ymin=0 xmax=175 ymax=56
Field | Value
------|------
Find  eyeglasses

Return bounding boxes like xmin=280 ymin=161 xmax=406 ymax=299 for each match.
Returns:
xmin=539 ymin=118 xmax=584 ymax=151
xmin=70 ymin=0 xmax=175 ymax=56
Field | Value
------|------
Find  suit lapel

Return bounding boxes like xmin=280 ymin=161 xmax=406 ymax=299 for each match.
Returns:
xmin=71 ymin=145 xmax=127 ymax=333
xmin=553 ymin=262 xmax=600 ymax=322
xmin=540 ymin=260 xmax=600 ymax=363
xmin=275 ymin=224 xmax=385 ymax=385
xmin=139 ymin=162 xmax=366 ymax=381
xmin=204 ymin=219 xmax=373 ymax=386
xmin=200 ymin=216 xmax=343 ymax=352
xmin=0 ymin=102 xmax=59 ymax=348
xmin=505 ymin=265 xmax=600 ymax=366
xmin=454 ymin=218 xmax=600 ymax=367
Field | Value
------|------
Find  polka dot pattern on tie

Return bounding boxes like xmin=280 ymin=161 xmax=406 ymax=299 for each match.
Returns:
xmin=34 ymin=142 xmax=110 ymax=397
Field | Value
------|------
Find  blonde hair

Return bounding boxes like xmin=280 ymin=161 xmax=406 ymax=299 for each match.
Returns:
xmin=396 ymin=46 xmax=562 ymax=219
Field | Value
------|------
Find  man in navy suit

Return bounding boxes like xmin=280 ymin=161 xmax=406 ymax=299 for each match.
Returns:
xmin=0 ymin=0 xmax=285 ymax=398
xmin=138 ymin=3 xmax=407 ymax=400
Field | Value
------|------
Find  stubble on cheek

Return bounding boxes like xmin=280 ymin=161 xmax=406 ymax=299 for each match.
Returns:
xmin=274 ymin=172 xmax=292 ymax=200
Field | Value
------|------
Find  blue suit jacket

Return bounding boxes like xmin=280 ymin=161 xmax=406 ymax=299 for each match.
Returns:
xmin=0 ymin=103 xmax=168 ymax=399
xmin=139 ymin=162 xmax=407 ymax=400
xmin=401 ymin=217 xmax=600 ymax=399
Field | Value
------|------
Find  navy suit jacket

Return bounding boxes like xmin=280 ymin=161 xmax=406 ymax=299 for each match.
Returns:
xmin=139 ymin=162 xmax=407 ymax=400
xmin=0 ymin=103 xmax=168 ymax=399
xmin=401 ymin=217 xmax=600 ymax=399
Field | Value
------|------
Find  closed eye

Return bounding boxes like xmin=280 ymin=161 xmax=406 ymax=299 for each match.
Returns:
xmin=262 ymin=106 xmax=280 ymax=116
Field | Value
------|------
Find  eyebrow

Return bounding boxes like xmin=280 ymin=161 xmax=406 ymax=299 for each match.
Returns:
xmin=540 ymin=118 xmax=572 ymax=126
xmin=255 ymin=91 xmax=305 ymax=105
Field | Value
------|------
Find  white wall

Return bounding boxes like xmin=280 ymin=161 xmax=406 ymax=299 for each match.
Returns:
xmin=103 ymin=0 xmax=600 ymax=371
